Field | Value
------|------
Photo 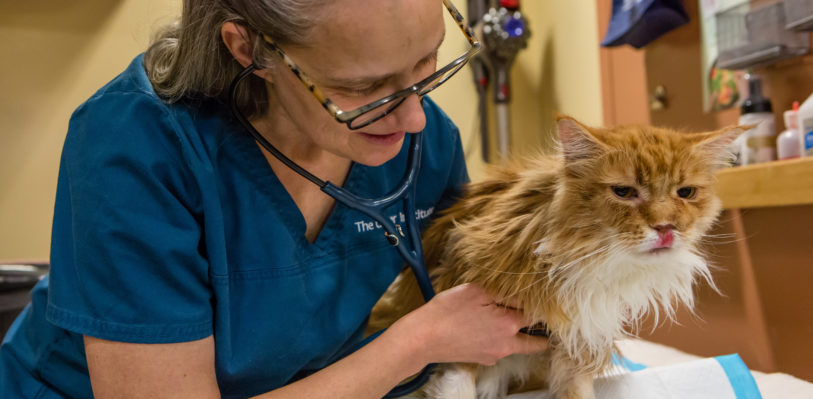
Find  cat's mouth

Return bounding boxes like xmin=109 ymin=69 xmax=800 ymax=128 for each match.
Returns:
xmin=648 ymin=246 xmax=672 ymax=254
xmin=643 ymin=227 xmax=676 ymax=254
xmin=641 ymin=239 xmax=676 ymax=254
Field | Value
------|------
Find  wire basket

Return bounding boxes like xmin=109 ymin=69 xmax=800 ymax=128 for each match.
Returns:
xmin=716 ymin=1 xmax=809 ymax=69
xmin=784 ymin=0 xmax=813 ymax=31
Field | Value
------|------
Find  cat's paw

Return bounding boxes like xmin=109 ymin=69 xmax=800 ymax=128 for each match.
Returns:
xmin=554 ymin=392 xmax=595 ymax=399
xmin=423 ymin=366 xmax=478 ymax=399
xmin=553 ymin=382 xmax=595 ymax=399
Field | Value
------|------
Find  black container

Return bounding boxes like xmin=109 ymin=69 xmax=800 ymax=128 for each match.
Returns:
xmin=0 ymin=263 xmax=49 ymax=338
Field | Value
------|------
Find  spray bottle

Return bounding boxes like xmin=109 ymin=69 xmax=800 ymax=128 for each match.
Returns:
xmin=777 ymin=101 xmax=801 ymax=160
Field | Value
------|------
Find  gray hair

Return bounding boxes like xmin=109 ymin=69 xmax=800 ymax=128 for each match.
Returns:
xmin=144 ymin=0 xmax=325 ymax=118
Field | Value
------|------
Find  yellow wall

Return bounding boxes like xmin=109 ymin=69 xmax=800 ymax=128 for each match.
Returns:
xmin=0 ymin=0 xmax=180 ymax=260
xmin=0 ymin=1 xmax=603 ymax=260
xmin=506 ymin=1 xmax=605 ymax=155
xmin=434 ymin=1 xmax=604 ymax=174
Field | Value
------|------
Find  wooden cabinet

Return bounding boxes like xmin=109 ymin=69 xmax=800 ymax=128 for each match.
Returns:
xmin=597 ymin=0 xmax=813 ymax=381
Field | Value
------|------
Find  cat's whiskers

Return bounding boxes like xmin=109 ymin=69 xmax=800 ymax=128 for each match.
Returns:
xmin=696 ymin=237 xmax=745 ymax=245
xmin=694 ymin=232 xmax=744 ymax=245
xmin=542 ymin=248 xmax=606 ymax=285
xmin=546 ymin=239 xmax=624 ymax=277
xmin=554 ymin=241 xmax=630 ymax=293
xmin=701 ymin=233 xmax=738 ymax=238
xmin=467 ymin=265 xmax=546 ymax=276
xmin=516 ymin=242 xmax=617 ymax=298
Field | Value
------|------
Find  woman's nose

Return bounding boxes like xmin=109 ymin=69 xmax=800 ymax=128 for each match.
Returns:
xmin=389 ymin=94 xmax=426 ymax=133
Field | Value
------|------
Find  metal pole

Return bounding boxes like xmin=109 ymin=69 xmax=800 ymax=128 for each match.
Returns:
xmin=496 ymin=103 xmax=511 ymax=159
xmin=477 ymin=0 xmax=530 ymax=161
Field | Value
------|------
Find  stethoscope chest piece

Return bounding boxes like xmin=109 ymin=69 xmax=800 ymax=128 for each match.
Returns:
xmin=384 ymin=224 xmax=407 ymax=246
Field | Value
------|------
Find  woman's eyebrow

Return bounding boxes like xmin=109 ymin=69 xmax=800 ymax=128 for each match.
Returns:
xmin=326 ymin=31 xmax=446 ymax=88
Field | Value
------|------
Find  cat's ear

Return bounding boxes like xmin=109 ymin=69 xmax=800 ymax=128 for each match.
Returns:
xmin=556 ymin=115 xmax=607 ymax=163
xmin=692 ymin=125 xmax=750 ymax=163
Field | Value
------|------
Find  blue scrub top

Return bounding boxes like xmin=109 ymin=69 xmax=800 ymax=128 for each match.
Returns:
xmin=0 ymin=55 xmax=468 ymax=398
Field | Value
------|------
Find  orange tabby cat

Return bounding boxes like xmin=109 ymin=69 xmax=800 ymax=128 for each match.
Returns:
xmin=369 ymin=116 xmax=745 ymax=399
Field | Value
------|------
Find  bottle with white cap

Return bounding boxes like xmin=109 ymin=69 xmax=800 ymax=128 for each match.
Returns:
xmin=777 ymin=101 xmax=801 ymax=160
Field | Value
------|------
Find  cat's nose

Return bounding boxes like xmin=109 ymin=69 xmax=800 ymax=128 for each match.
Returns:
xmin=652 ymin=224 xmax=675 ymax=233
xmin=652 ymin=224 xmax=675 ymax=248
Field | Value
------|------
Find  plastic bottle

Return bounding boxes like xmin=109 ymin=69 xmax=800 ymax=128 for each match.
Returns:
xmin=798 ymin=92 xmax=813 ymax=157
xmin=738 ymin=74 xmax=776 ymax=165
xmin=777 ymin=101 xmax=801 ymax=160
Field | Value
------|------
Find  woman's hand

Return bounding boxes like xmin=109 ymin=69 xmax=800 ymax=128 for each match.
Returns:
xmin=388 ymin=283 xmax=548 ymax=367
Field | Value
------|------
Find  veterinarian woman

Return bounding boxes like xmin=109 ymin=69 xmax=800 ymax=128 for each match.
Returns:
xmin=0 ymin=0 xmax=547 ymax=397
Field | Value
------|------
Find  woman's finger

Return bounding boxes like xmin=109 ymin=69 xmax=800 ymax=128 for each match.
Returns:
xmin=513 ymin=334 xmax=549 ymax=355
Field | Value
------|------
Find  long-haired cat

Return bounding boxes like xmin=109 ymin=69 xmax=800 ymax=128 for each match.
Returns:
xmin=368 ymin=116 xmax=745 ymax=399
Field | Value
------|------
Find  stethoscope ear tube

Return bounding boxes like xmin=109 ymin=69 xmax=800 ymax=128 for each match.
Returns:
xmin=228 ymin=65 xmax=327 ymax=188
xmin=229 ymin=65 xmax=438 ymax=396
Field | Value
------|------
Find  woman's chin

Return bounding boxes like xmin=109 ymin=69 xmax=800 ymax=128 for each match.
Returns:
xmin=352 ymin=139 xmax=407 ymax=167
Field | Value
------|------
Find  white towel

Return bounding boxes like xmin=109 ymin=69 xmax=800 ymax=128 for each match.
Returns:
xmin=509 ymin=354 xmax=762 ymax=399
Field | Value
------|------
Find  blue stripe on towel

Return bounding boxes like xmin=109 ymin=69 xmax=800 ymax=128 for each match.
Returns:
xmin=715 ymin=354 xmax=763 ymax=399
xmin=612 ymin=353 xmax=648 ymax=371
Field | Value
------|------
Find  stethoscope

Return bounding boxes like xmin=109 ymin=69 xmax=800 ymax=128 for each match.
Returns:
xmin=229 ymin=65 xmax=436 ymax=397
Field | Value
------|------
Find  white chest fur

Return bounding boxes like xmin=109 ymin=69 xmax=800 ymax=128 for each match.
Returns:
xmin=553 ymin=248 xmax=711 ymax=362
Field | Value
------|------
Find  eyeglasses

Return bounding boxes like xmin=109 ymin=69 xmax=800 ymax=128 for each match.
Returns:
xmin=260 ymin=0 xmax=481 ymax=130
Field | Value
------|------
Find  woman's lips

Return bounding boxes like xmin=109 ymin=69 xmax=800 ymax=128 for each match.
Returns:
xmin=358 ymin=131 xmax=406 ymax=145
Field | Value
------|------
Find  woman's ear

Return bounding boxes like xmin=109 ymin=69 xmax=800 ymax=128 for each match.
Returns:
xmin=221 ymin=22 xmax=254 ymax=68
xmin=222 ymin=22 xmax=272 ymax=80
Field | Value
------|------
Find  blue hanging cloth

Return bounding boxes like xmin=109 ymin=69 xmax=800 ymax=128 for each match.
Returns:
xmin=601 ymin=0 xmax=689 ymax=49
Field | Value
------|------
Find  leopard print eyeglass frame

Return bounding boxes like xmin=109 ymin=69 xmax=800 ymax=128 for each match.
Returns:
xmin=259 ymin=0 xmax=482 ymax=130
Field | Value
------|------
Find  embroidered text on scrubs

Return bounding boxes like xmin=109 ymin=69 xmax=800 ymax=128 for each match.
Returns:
xmin=353 ymin=207 xmax=435 ymax=233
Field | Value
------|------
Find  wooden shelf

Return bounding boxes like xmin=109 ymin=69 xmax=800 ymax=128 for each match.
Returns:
xmin=716 ymin=157 xmax=813 ymax=209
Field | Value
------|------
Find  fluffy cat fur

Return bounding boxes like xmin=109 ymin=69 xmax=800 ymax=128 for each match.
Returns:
xmin=368 ymin=116 xmax=745 ymax=399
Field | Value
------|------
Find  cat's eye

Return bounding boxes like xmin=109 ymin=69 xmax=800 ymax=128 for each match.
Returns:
xmin=611 ymin=186 xmax=638 ymax=199
xmin=677 ymin=186 xmax=697 ymax=199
